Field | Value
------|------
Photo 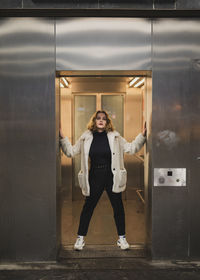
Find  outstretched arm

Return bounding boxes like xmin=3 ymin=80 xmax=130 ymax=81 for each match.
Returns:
xmin=59 ymin=128 xmax=81 ymax=157
xmin=119 ymin=133 xmax=146 ymax=155
xmin=119 ymin=122 xmax=147 ymax=155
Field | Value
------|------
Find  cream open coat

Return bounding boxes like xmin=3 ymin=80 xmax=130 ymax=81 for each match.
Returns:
xmin=60 ymin=130 xmax=146 ymax=196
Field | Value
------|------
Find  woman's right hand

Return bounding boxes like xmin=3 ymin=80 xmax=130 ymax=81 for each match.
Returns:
xmin=59 ymin=128 xmax=65 ymax=139
xmin=142 ymin=121 xmax=147 ymax=137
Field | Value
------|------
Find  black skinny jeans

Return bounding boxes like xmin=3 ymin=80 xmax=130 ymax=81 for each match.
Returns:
xmin=77 ymin=167 xmax=125 ymax=236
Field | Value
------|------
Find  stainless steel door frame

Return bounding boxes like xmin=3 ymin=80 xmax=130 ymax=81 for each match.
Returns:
xmin=56 ymin=18 xmax=152 ymax=71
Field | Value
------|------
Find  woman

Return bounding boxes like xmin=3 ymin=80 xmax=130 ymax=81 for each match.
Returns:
xmin=60 ymin=110 xmax=147 ymax=251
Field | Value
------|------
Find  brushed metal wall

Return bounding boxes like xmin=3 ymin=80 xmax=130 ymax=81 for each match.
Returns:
xmin=56 ymin=18 xmax=151 ymax=71
xmin=189 ymin=52 xmax=200 ymax=258
xmin=0 ymin=18 xmax=56 ymax=261
xmin=0 ymin=16 xmax=200 ymax=261
xmin=152 ymin=19 xmax=200 ymax=259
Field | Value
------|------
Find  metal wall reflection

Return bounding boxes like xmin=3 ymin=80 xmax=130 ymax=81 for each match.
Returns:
xmin=0 ymin=18 xmax=56 ymax=261
xmin=56 ymin=18 xmax=151 ymax=70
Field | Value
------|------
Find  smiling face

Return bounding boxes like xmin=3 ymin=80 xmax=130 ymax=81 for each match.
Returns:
xmin=95 ymin=112 xmax=107 ymax=132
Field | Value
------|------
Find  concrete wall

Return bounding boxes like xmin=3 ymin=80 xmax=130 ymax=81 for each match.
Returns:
xmin=1 ymin=0 xmax=200 ymax=10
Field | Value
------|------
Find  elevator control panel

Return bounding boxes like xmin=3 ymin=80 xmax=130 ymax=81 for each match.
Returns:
xmin=154 ymin=168 xmax=186 ymax=187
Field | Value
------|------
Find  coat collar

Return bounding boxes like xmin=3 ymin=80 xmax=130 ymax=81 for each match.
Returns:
xmin=80 ymin=130 xmax=120 ymax=153
xmin=80 ymin=130 xmax=92 ymax=140
xmin=80 ymin=129 xmax=120 ymax=140
xmin=107 ymin=131 xmax=120 ymax=153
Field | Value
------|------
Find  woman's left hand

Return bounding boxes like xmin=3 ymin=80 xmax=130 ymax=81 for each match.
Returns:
xmin=142 ymin=121 xmax=147 ymax=137
xmin=59 ymin=128 xmax=65 ymax=139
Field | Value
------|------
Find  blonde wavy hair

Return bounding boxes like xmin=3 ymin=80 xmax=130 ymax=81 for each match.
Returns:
xmin=87 ymin=110 xmax=114 ymax=132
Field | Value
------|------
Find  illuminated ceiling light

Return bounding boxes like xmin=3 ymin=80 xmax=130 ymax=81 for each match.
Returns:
xmin=134 ymin=78 xmax=145 ymax=88
xmin=129 ymin=77 xmax=140 ymax=87
xmin=61 ymin=77 xmax=69 ymax=87
xmin=60 ymin=82 xmax=64 ymax=88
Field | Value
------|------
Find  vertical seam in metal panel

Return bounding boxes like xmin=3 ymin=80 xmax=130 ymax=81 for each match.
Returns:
xmin=54 ymin=16 xmax=57 ymax=157
xmin=151 ymin=18 xmax=153 ymax=260
xmin=54 ymin=17 xmax=56 ymax=72
xmin=152 ymin=0 xmax=155 ymax=10
xmin=22 ymin=0 xmax=23 ymax=9
xmin=188 ymin=168 xmax=191 ymax=258
xmin=175 ymin=0 xmax=177 ymax=9
xmin=188 ymin=214 xmax=191 ymax=257
xmin=54 ymin=17 xmax=59 ymax=255
xmin=151 ymin=19 xmax=153 ymax=70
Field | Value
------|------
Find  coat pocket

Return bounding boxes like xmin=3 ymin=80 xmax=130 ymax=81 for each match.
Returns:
xmin=119 ymin=168 xmax=127 ymax=187
xmin=78 ymin=170 xmax=85 ymax=190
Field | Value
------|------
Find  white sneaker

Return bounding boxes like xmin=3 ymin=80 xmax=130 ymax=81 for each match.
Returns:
xmin=74 ymin=237 xmax=85 ymax=250
xmin=117 ymin=237 xmax=130 ymax=250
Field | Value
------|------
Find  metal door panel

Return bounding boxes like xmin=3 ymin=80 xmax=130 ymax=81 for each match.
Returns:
xmin=152 ymin=18 xmax=200 ymax=259
xmin=152 ymin=18 xmax=190 ymax=259
xmin=56 ymin=18 xmax=151 ymax=70
xmin=0 ymin=18 xmax=56 ymax=261
xmin=189 ymin=61 xmax=200 ymax=257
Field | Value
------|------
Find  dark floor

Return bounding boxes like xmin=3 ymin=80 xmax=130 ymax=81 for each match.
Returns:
xmin=1 ymin=269 xmax=200 ymax=280
xmin=1 ymin=258 xmax=200 ymax=280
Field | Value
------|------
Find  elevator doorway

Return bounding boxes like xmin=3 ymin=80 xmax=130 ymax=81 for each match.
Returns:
xmin=58 ymin=71 xmax=152 ymax=253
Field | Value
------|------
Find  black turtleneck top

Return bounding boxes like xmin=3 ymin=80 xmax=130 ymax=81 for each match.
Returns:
xmin=89 ymin=130 xmax=111 ymax=167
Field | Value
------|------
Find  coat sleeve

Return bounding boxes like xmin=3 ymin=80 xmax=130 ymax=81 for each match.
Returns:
xmin=119 ymin=133 xmax=146 ymax=155
xmin=60 ymin=136 xmax=81 ymax=158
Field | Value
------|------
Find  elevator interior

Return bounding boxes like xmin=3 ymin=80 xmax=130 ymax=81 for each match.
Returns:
xmin=58 ymin=71 xmax=152 ymax=250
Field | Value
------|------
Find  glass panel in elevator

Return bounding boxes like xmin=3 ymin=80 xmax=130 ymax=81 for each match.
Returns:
xmin=101 ymin=95 xmax=124 ymax=136
xmin=73 ymin=95 xmax=96 ymax=200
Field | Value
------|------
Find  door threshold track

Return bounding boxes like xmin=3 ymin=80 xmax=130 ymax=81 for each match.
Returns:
xmin=59 ymin=244 xmax=146 ymax=259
